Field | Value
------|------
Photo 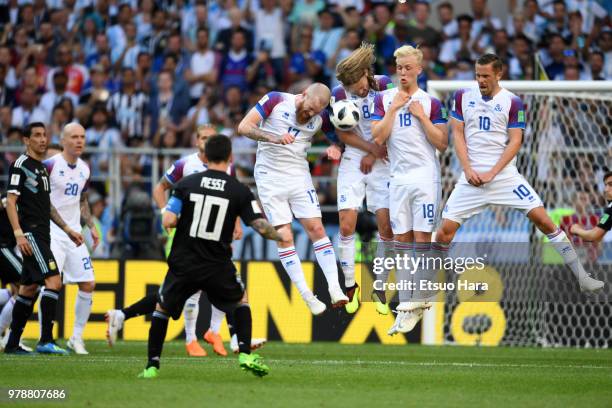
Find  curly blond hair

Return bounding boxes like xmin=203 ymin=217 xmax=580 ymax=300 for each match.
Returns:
xmin=335 ymin=42 xmax=379 ymax=91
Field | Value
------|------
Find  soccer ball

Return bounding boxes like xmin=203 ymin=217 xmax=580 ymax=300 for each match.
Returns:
xmin=329 ymin=100 xmax=361 ymax=130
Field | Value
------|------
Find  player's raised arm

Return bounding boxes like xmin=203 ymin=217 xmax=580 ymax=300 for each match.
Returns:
xmin=238 ymin=92 xmax=294 ymax=145
xmin=408 ymin=97 xmax=448 ymax=152
xmin=371 ymin=91 xmax=409 ymax=145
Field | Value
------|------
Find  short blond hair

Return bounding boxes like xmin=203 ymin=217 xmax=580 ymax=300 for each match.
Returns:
xmin=393 ymin=45 xmax=423 ymax=64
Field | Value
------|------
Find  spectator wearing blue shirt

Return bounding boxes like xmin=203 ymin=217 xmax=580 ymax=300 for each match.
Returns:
xmin=219 ymin=30 xmax=255 ymax=93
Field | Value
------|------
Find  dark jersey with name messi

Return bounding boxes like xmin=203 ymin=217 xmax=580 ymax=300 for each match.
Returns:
xmin=597 ymin=202 xmax=612 ymax=231
xmin=166 ymin=169 xmax=263 ymax=270
xmin=7 ymin=154 xmax=51 ymax=239
xmin=0 ymin=194 xmax=16 ymax=247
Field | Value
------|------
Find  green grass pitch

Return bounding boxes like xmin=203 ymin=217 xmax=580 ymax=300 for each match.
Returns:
xmin=2 ymin=341 xmax=611 ymax=407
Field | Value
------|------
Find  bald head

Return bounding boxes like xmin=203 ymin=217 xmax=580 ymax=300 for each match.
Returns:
xmin=61 ymin=122 xmax=86 ymax=159
xmin=304 ymin=82 xmax=331 ymax=107
xmin=62 ymin=122 xmax=85 ymax=139
xmin=296 ymin=83 xmax=331 ymax=124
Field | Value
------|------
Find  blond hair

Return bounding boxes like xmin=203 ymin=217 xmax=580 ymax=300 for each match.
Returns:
xmin=336 ymin=42 xmax=379 ymax=91
xmin=393 ymin=45 xmax=423 ymax=64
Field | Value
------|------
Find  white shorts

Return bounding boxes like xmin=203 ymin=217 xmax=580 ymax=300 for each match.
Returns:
xmin=255 ymin=172 xmax=321 ymax=226
xmin=442 ymin=174 xmax=543 ymax=225
xmin=337 ymin=156 xmax=389 ymax=213
xmin=390 ymin=182 xmax=441 ymax=234
xmin=51 ymin=233 xmax=94 ymax=284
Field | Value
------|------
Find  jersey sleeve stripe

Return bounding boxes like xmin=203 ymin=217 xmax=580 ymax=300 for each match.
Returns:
xmin=255 ymin=103 xmax=266 ymax=118
xmin=450 ymin=111 xmax=464 ymax=121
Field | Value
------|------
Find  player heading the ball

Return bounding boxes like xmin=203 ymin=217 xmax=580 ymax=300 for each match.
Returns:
xmin=238 ymin=83 xmax=349 ymax=315
xmin=331 ymin=43 xmax=395 ymax=315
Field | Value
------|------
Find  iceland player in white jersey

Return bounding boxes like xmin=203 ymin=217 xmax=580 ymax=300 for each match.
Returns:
xmin=331 ymin=44 xmax=395 ymax=315
xmin=238 ymin=83 xmax=349 ymax=315
xmin=372 ymin=46 xmax=449 ymax=334
xmin=435 ymin=54 xmax=603 ymax=293
xmin=44 ymin=123 xmax=100 ymax=354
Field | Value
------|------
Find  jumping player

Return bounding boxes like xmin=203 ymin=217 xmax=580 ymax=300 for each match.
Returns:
xmin=371 ymin=45 xmax=449 ymax=334
xmin=332 ymin=43 xmax=395 ymax=314
xmin=238 ymin=83 xmax=348 ymax=315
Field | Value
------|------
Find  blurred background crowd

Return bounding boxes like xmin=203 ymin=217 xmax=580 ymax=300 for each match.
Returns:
xmin=0 ymin=0 xmax=609 ymax=257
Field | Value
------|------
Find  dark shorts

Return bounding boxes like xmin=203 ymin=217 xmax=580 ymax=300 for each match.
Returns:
xmin=20 ymin=233 xmax=59 ymax=285
xmin=0 ymin=246 xmax=21 ymax=284
xmin=158 ymin=262 xmax=245 ymax=320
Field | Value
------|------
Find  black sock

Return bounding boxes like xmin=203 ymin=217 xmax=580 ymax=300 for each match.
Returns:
xmin=226 ymin=310 xmax=236 ymax=338
xmin=39 ymin=289 xmax=59 ymax=344
xmin=123 ymin=293 xmax=157 ymax=320
xmin=234 ymin=304 xmax=252 ymax=355
xmin=5 ymin=295 xmax=34 ymax=350
xmin=147 ymin=310 xmax=169 ymax=369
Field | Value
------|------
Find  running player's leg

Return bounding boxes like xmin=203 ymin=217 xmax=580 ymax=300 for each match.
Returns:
xmin=183 ymin=290 xmax=206 ymax=356
xmin=4 ymin=283 xmax=38 ymax=353
xmin=204 ymin=303 xmax=228 ymax=356
xmin=140 ymin=269 xmax=197 ymax=378
xmin=207 ymin=265 xmax=268 ymax=377
xmin=0 ymin=247 xmax=22 ymax=337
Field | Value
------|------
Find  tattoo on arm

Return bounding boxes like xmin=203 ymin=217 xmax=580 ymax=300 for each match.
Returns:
xmin=250 ymin=218 xmax=282 ymax=241
xmin=243 ymin=124 xmax=281 ymax=144
xmin=50 ymin=204 xmax=69 ymax=231
xmin=80 ymin=191 xmax=95 ymax=229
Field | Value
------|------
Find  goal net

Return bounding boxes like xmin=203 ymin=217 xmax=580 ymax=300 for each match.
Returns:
xmin=422 ymin=80 xmax=612 ymax=348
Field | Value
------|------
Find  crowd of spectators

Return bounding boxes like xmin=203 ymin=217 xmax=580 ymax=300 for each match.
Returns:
xmin=0 ymin=0 xmax=609 ymax=255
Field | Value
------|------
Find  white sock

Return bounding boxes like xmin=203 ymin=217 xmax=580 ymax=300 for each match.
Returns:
xmin=547 ymin=229 xmax=588 ymax=281
xmin=0 ymin=288 xmax=10 ymax=306
xmin=73 ymin=290 xmax=93 ymax=340
xmin=183 ymin=291 xmax=200 ymax=343
xmin=0 ymin=297 xmax=15 ymax=333
xmin=278 ymin=246 xmax=312 ymax=299
xmin=375 ymin=234 xmax=395 ymax=286
xmin=395 ymin=242 xmax=414 ymax=306
xmin=209 ymin=304 xmax=225 ymax=334
xmin=338 ymin=234 xmax=356 ymax=287
xmin=313 ymin=237 xmax=341 ymax=290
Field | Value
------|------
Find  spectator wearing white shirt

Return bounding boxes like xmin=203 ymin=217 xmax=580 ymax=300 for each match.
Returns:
xmin=254 ymin=0 xmax=287 ymax=84
xmin=439 ymin=15 xmax=480 ymax=67
xmin=437 ymin=2 xmax=458 ymax=40
xmin=313 ymin=8 xmax=344 ymax=78
xmin=185 ymin=27 xmax=218 ymax=105
xmin=39 ymin=70 xmax=79 ymax=124
xmin=10 ymin=86 xmax=46 ymax=129
xmin=566 ymin=0 xmax=608 ymax=34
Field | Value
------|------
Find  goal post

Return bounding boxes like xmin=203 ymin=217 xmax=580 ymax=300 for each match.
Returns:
xmin=421 ymin=80 xmax=612 ymax=347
